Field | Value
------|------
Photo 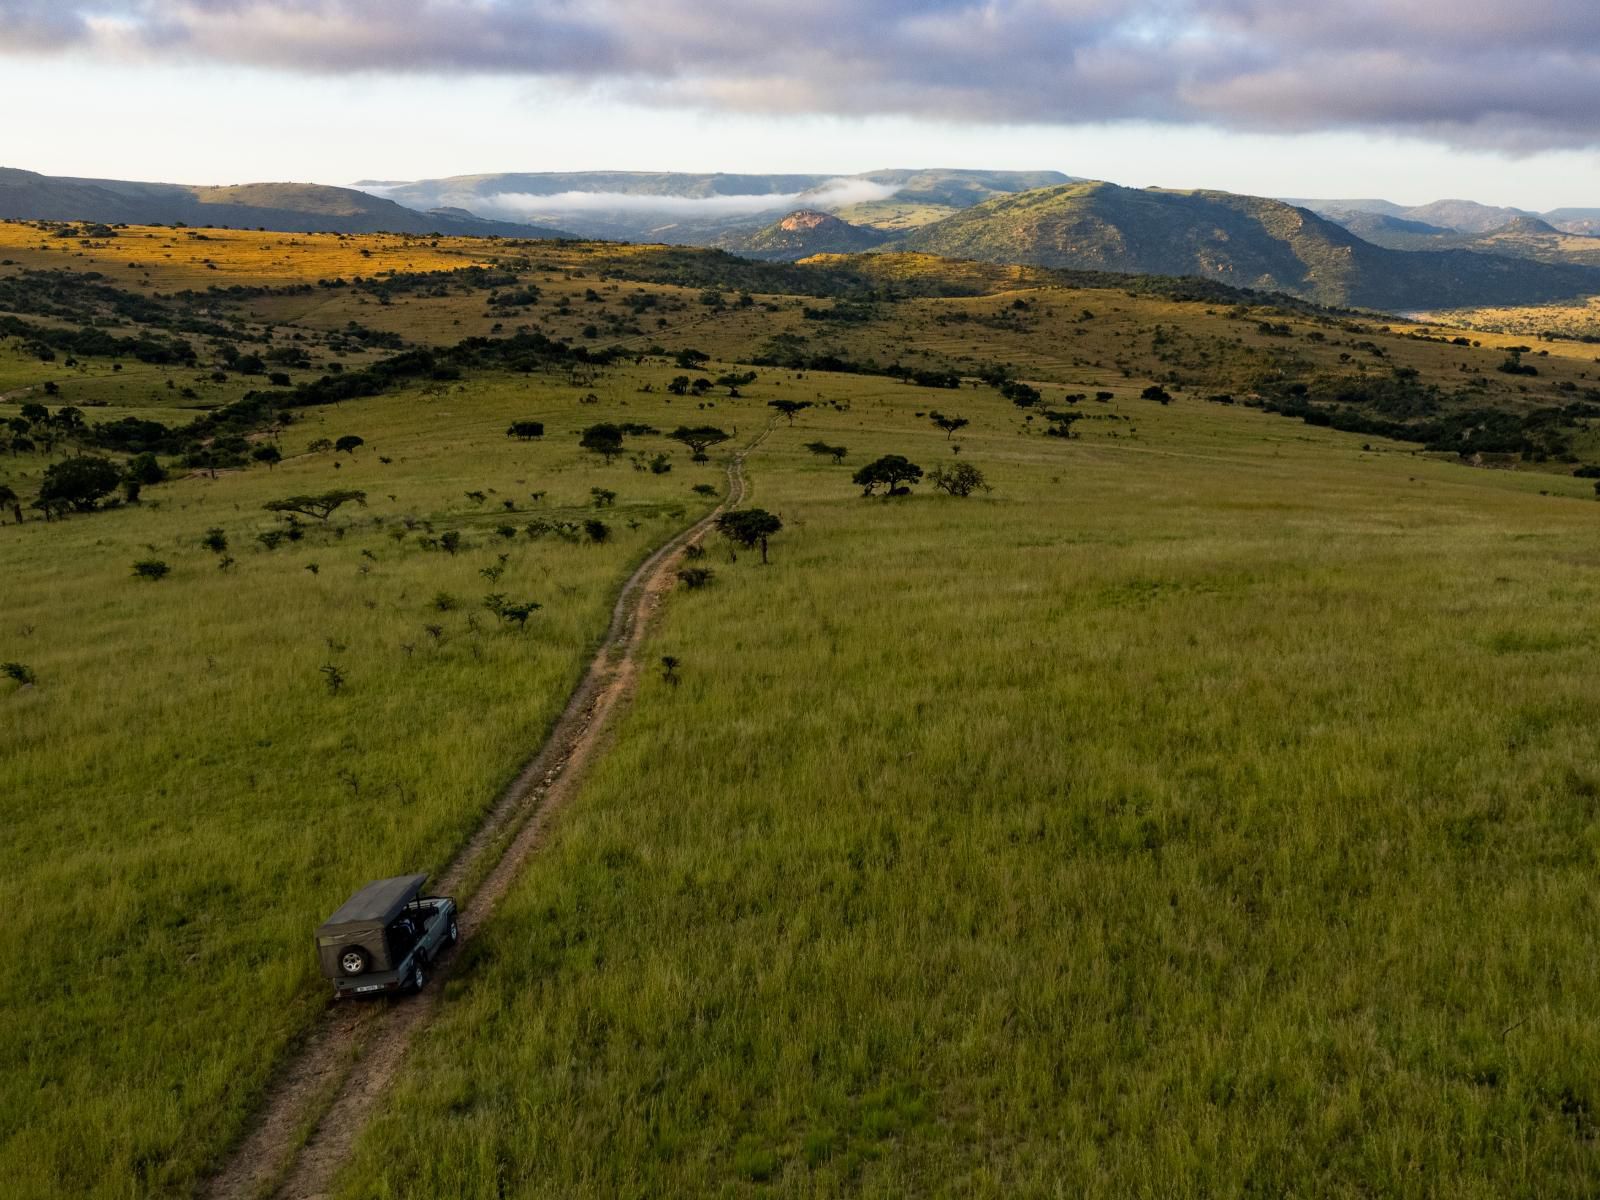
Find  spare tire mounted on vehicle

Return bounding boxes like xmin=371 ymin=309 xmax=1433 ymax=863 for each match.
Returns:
xmin=339 ymin=946 xmax=370 ymax=976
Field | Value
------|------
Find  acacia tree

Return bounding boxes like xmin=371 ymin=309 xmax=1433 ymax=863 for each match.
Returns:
xmin=768 ymin=399 xmax=812 ymax=425
xmin=263 ymin=489 xmax=367 ymax=521
xmin=334 ymin=435 xmax=365 ymax=455
xmin=930 ymin=411 xmax=969 ymax=439
xmin=805 ymin=441 xmax=847 ymax=464
xmin=0 ymin=484 xmax=20 ymax=524
xmin=668 ymin=425 xmax=731 ymax=462
xmin=507 ymin=420 xmax=545 ymax=440
xmin=252 ymin=445 xmax=282 ymax=469
xmin=716 ymin=508 xmax=783 ymax=564
xmin=580 ymin=423 xmax=625 ymax=464
xmin=852 ymin=454 xmax=923 ymax=497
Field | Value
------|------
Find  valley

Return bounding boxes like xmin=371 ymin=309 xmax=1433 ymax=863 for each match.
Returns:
xmin=4 ymin=219 xmax=1600 ymax=1195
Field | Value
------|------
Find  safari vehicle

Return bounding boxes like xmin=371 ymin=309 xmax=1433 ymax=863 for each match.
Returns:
xmin=315 ymin=874 xmax=457 ymax=998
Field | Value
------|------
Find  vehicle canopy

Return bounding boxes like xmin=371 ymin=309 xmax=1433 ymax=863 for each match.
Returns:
xmin=316 ymin=874 xmax=427 ymax=977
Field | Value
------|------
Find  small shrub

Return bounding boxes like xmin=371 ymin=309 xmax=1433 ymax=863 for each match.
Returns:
xmin=2 ymin=662 xmax=36 ymax=687
xmin=132 ymin=559 xmax=170 ymax=580
xmin=929 ymin=462 xmax=992 ymax=497
xmin=676 ymin=566 xmax=715 ymax=589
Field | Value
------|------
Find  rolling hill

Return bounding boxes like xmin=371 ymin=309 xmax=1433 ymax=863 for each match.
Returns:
xmin=0 ymin=167 xmax=567 ymax=237
xmin=897 ymin=181 xmax=1600 ymax=309
xmin=717 ymin=209 xmax=887 ymax=259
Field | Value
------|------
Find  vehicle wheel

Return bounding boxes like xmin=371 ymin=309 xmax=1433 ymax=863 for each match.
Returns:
xmin=412 ymin=959 xmax=427 ymax=993
xmin=447 ymin=918 xmax=459 ymax=946
xmin=339 ymin=946 xmax=370 ymax=976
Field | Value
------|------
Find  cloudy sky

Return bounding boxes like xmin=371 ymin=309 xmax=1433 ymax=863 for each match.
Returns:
xmin=3 ymin=0 xmax=1599 ymax=208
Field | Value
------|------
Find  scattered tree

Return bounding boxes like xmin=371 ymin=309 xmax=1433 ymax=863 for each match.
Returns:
xmin=126 ymin=453 xmax=167 ymax=485
xmin=768 ymin=399 xmax=812 ymax=425
xmin=252 ymin=445 xmax=282 ymax=470
xmin=37 ymin=455 xmax=122 ymax=514
xmin=805 ymin=441 xmax=847 ymax=464
xmin=0 ymin=484 xmax=19 ymax=524
xmin=580 ymin=423 xmax=625 ymax=464
xmin=263 ymin=489 xmax=366 ymax=521
xmin=716 ymin=508 xmax=783 ymax=564
xmin=507 ymin=420 xmax=545 ymax=440
xmin=852 ymin=454 xmax=924 ymax=497
xmin=930 ymin=411 xmax=969 ymax=439
xmin=334 ymin=435 xmax=365 ymax=456
xmin=929 ymin=462 xmax=991 ymax=497
xmin=669 ymin=425 xmax=732 ymax=462
xmin=1000 ymin=380 xmax=1040 ymax=408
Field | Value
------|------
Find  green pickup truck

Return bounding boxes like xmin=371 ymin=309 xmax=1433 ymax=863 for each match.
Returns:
xmin=315 ymin=874 xmax=458 ymax=998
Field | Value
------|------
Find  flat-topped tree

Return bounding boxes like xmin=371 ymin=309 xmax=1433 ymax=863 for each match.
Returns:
xmin=805 ymin=441 xmax=847 ymax=464
xmin=768 ymin=400 xmax=812 ymax=425
xmin=930 ymin=411 xmax=969 ymax=439
xmin=852 ymin=454 xmax=923 ymax=497
xmin=669 ymin=425 xmax=731 ymax=462
xmin=716 ymin=508 xmax=783 ymax=565
xmin=263 ymin=489 xmax=367 ymax=521
xmin=580 ymin=423 xmax=625 ymax=465
xmin=507 ymin=421 xmax=545 ymax=440
xmin=334 ymin=435 xmax=365 ymax=455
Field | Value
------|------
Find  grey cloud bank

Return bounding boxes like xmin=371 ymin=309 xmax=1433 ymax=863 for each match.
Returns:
xmin=5 ymin=0 xmax=1599 ymax=150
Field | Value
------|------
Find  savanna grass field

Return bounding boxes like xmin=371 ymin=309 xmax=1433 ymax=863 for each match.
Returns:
xmin=4 ymin=222 xmax=1600 ymax=1196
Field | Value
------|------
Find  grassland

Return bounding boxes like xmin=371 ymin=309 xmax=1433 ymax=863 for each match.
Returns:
xmin=6 ymin=223 xmax=1600 ymax=1197
xmin=0 ymin=366 xmax=731 ymax=1196
xmin=334 ymin=381 xmax=1600 ymax=1197
xmin=1420 ymin=296 xmax=1600 ymax=342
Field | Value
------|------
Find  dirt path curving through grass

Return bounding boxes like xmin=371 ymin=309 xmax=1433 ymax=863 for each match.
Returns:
xmin=204 ymin=430 xmax=768 ymax=1200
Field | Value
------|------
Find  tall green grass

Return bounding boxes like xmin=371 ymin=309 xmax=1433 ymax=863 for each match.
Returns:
xmin=0 ymin=371 xmax=725 ymax=1197
xmin=337 ymin=381 xmax=1600 ymax=1197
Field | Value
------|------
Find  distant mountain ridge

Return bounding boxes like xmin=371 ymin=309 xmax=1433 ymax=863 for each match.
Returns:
xmin=0 ymin=167 xmax=568 ymax=238
xmin=1294 ymin=195 xmax=1600 ymax=237
xmin=359 ymin=169 xmax=1077 ymax=244
xmin=894 ymin=181 xmax=1600 ymax=310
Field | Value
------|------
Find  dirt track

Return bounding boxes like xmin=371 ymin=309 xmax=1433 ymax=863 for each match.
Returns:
xmin=204 ymin=436 xmax=763 ymax=1200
